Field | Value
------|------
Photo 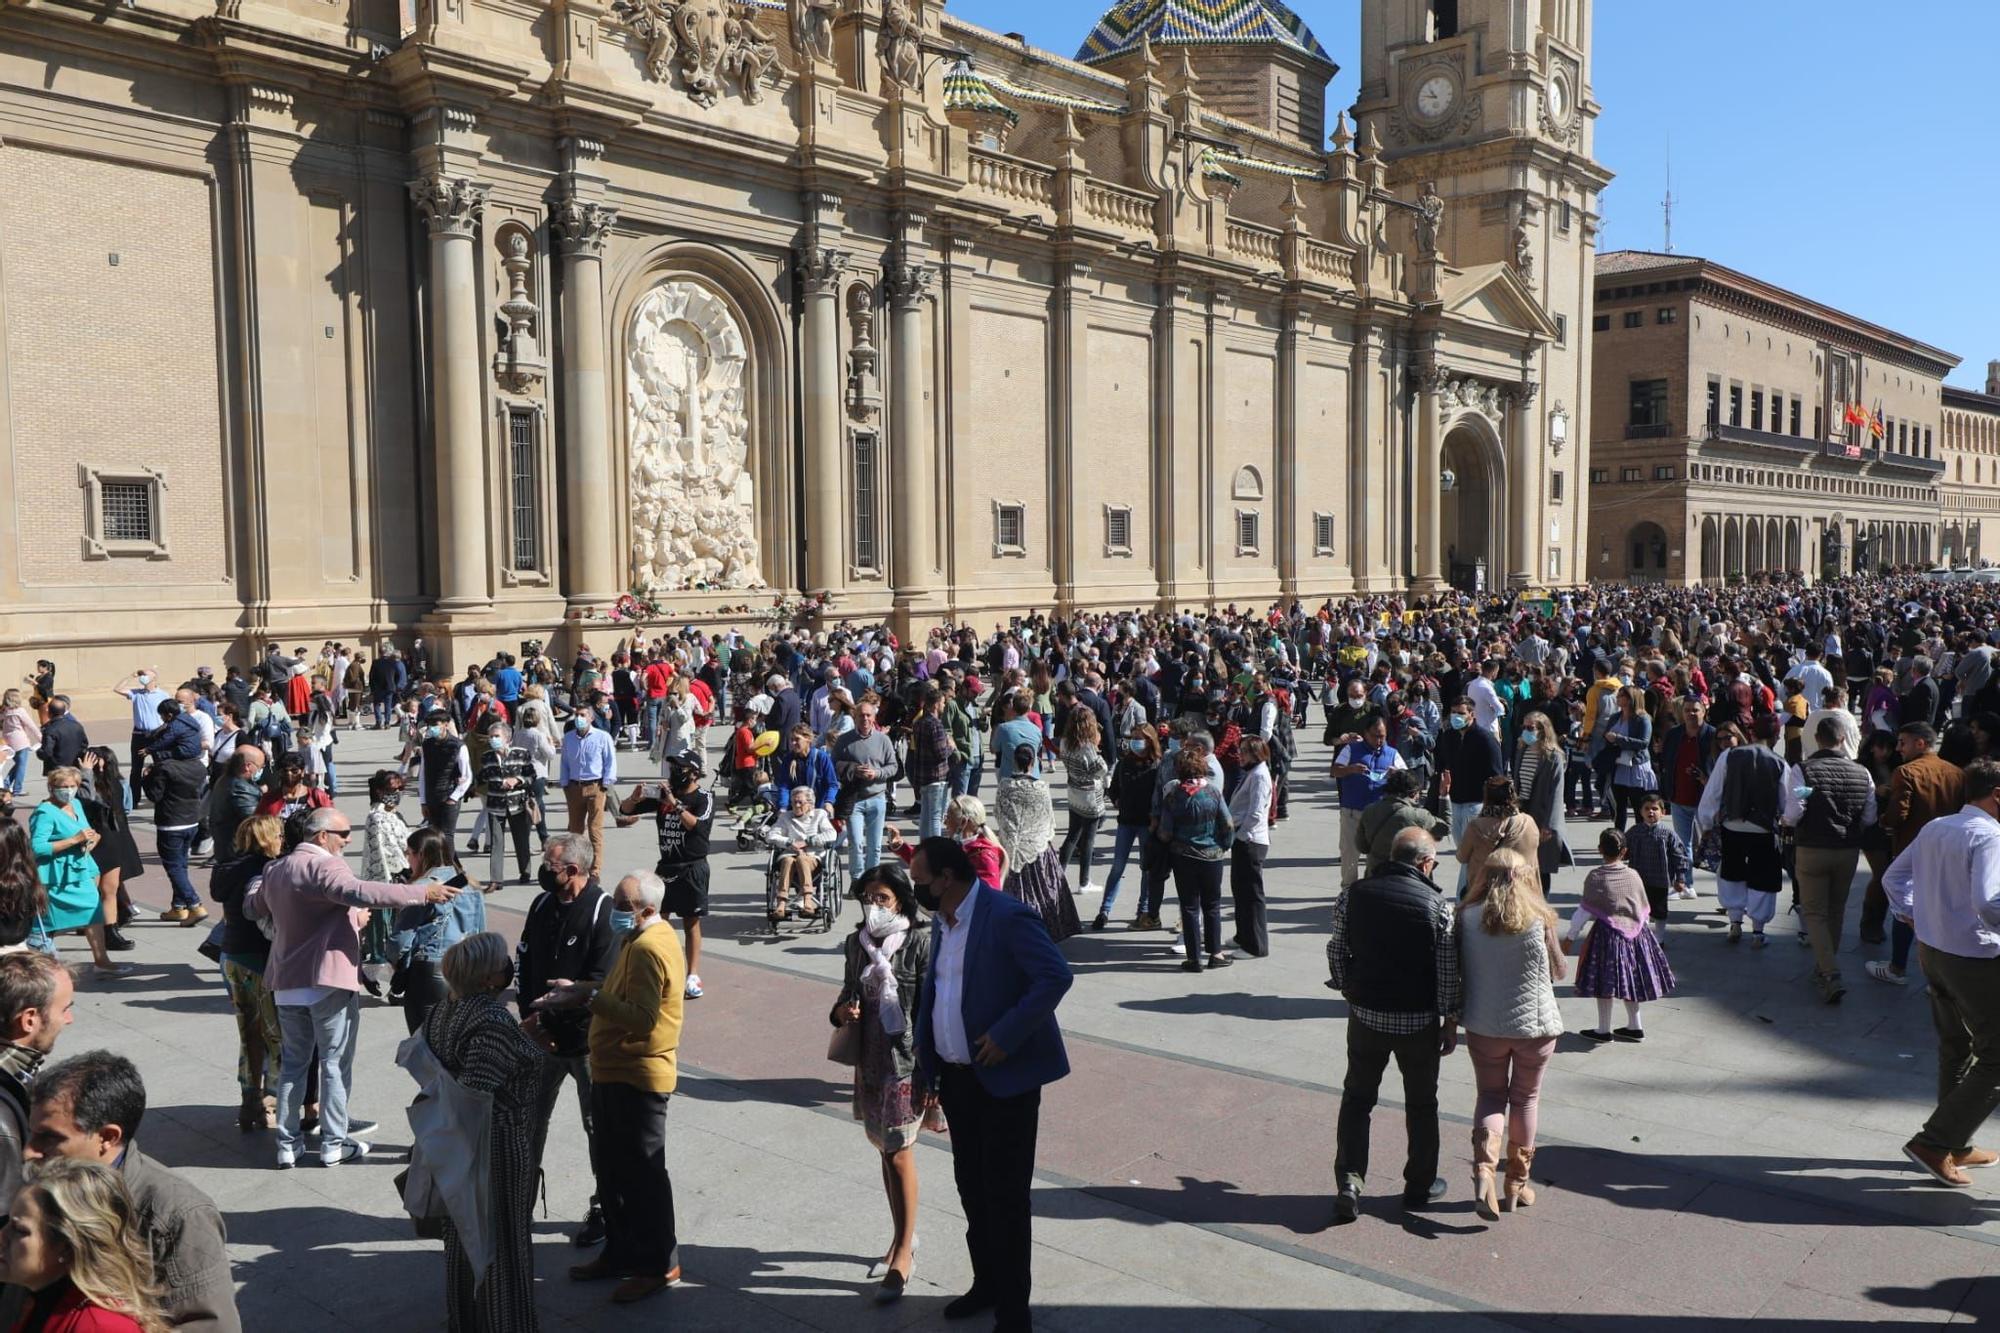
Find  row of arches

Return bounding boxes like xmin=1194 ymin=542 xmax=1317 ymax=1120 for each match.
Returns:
xmin=1694 ymin=515 xmax=1933 ymax=581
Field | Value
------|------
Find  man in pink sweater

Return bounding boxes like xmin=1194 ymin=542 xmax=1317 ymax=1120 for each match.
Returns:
xmin=257 ymin=807 xmax=455 ymax=1168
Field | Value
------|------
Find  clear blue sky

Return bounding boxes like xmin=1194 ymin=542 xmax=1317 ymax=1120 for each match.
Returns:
xmin=948 ymin=0 xmax=1998 ymax=389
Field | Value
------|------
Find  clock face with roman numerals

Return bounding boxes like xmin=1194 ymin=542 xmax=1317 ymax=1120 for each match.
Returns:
xmin=1414 ymin=72 xmax=1456 ymax=121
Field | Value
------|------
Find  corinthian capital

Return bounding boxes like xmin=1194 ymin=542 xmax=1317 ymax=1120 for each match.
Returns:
xmin=884 ymin=261 xmax=936 ymax=309
xmin=1509 ymin=380 xmax=1541 ymax=409
xmin=796 ymin=244 xmax=849 ymax=298
xmin=409 ymin=173 xmax=489 ymax=238
xmin=551 ymin=196 xmax=618 ymax=257
xmin=1409 ymin=358 xmax=1445 ymax=396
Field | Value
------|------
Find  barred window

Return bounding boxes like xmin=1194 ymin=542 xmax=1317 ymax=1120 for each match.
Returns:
xmin=1313 ymin=511 xmax=1335 ymax=555
xmin=1104 ymin=504 xmax=1132 ymax=556
xmin=1235 ymin=509 xmax=1260 ymax=555
xmin=853 ymin=432 xmax=881 ymax=572
xmin=508 ymin=409 xmax=540 ymax=572
xmin=994 ymin=501 xmax=1026 ymax=556
xmin=100 ymin=482 xmax=154 ymax=543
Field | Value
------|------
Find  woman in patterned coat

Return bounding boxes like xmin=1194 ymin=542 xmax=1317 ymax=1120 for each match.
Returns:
xmin=424 ymin=931 xmax=548 ymax=1332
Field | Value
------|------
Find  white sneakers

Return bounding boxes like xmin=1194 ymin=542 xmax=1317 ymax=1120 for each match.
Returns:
xmin=1866 ymin=960 xmax=1909 ymax=987
xmin=685 ymin=975 xmax=704 ymax=1000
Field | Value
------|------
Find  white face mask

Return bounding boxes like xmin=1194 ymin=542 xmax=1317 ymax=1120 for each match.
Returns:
xmin=864 ymin=904 xmax=908 ymax=939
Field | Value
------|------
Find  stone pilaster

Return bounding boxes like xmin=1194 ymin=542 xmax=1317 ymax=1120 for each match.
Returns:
xmin=551 ymin=189 xmax=619 ymax=608
xmin=885 ymin=247 xmax=937 ymax=618
xmin=410 ymin=170 xmax=492 ymax=614
xmin=1410 ymin=356 xmax=1444 ymax=592
xmin=797 ymin=236 xmax=849 ymax=595
xmin=1507 ymin=379 xmax=1540 ymax=588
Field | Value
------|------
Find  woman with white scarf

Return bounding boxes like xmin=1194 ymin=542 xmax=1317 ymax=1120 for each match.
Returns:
xmin=830 ymin=861 xmax=938 ymax=1304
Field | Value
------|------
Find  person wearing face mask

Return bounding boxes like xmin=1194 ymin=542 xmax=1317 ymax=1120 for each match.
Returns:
xmin=614 ymin=754 xmax=714 ymax=1000
xmin=561 ymin=706 xmax=618 ymax=876
xmin=391 ymin=828 xmax=488 ymax=1035
xmin=1097 ymin=724 xmax=1163 ymax=930
xmin=544 ymin=871 xmax=687 ymax=1305
xmin=414 ymin=710 xmax=473 ymax=856
xmin=110 ymin=667 xmax=167 ymax=809
xmin=1438 ymin=696 xmax=1504 ymax=895
xmin=409 ymin=932 xmax=547 ymax=1333
xmin=1322 ymin=674 xmax=1373 ymax=750
xmin=830 ymin=862 xmax=938 ymax=1302
xmin=515 ymin=834 xmax=616 ymax=1249
xmin=28 ymin=770 xmax=118 ymax=976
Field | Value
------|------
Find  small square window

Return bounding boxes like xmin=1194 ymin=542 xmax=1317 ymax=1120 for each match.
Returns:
xmin=1622 ymin=310 xmax=1644 ymax=329
xmin=80 ymin=465 xmax=169 ymax=560
xmin=993 ymin=501 xmax=1027 ymax=557
xmin=1589 ymin=468 xmax=1608 ymax=484
xmin=1235 ymin=509 xmax=1261 ymax=556
xmin=1550 ymin=471 xmax=1565 ymax=503
xmin=1657 ymin=307 xmax=1677 ymax=325
xmin=1654 ymin=464 xmax=1676 ymax=480
xmin=1619 ymin=466 xmax=1642 ymax=482
xmin=1592 ymin=313 xmax=1610 ymax=333
xmin=1104 ymin=504 xmax=1132 ymax=557
xmin=1313 ymin=511 xmax=1335 ymax=556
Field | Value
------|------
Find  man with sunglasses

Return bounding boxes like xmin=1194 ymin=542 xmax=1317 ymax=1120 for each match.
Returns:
xmin=258 ymin=807 xmax=456 ymax=1169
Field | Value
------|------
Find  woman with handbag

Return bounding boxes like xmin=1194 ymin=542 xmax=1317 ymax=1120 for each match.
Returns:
xmin=828 ymin=862 xmax=937 ymax=1304
xmin=391 ymin=828 xmax=488 ymax=1034
xmin=422 ymin=931 xmax=548 ymax=1333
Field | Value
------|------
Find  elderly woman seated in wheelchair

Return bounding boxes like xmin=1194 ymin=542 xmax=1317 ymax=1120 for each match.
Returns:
xmin=765 ymin=783 xmax=839 ymax=924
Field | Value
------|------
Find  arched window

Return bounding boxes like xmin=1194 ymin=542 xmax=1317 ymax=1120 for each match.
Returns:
xmin=1232 ymin=466 xmax=1264 ymax=501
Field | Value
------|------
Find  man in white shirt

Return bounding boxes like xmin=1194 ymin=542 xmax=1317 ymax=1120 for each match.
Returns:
xmin=1783 ymin=645 xmax=1836 ymax=715
xmin=1882 ymin=758 xmax=2000 ymax=1187
xmin=1466 ymin=659 xmax=1505 ymax=740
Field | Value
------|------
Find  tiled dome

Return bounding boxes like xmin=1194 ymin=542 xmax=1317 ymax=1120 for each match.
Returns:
xmin=1075 ymin=0 xmax=1332 ymax=67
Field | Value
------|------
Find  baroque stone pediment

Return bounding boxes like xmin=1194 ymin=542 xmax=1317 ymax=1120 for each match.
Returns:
xmin=1438 ymin=262 xmax=1560 ymax=340
xmin=612 ymin=0 xmax=779 ymax=108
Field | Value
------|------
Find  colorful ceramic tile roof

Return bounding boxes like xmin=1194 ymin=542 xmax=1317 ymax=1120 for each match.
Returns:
xmin=1075 ymin=0 xmax=1331 ymax=67
xmin=1209 ymin=148 xmax=1323 ymax=181
xmin=943 ymin=62 xmax=1020 ymax=125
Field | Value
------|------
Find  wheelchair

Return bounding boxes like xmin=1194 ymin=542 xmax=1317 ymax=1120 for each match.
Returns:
xmin=764 ymin=841 xmax=837 ymax=935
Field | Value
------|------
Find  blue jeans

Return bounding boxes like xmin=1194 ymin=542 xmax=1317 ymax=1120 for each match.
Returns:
xmin=1099 ymin=823 xmax=1145 ymax=915
xmin=157 ymin=826 xmax=200 ymax=908
xmin=372 ymin=694 xmax=394 ymax=729
xmin=1672 ymin=803 xmax=1699 ymax=867
xmin=5 ymin=751 xmax=26 ymax=796
xmin=275 ymin=988 xmax=361 ymax=1161
xmin=1449 ymin=801 xmax=1479 ymax=896
xmin=845 ymin=793 xmax=887 ymax=885
xmin=953 ymin=755 xmax=984 ymax=799
xmin=918 ymin=782 xmax=950 ymax=841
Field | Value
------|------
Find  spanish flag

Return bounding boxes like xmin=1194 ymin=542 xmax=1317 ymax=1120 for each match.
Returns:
xmin=1843 ymin=402 xmax=1870 ymax=427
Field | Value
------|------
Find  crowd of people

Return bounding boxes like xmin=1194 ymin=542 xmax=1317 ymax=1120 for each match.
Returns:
xmin=0 ymin=571 xmax=1996 ymax=1328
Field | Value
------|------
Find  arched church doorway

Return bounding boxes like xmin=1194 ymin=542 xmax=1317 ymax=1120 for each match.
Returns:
xmin=1627 ymin=521 xmax=1669 ymax=580
xmin=1441 ymin=424 xmax=1498 ymax=592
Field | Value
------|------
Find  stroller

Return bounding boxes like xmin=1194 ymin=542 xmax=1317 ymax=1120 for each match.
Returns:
xmin=734 ymin=785 xmax=783 ymax=851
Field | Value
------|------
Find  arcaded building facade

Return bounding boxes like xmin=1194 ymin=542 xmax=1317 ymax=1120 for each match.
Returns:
xmin=0 ymin=0 xmax=1606 ymax=680
xmin=1587 ymin=251 xmax=1957 ymax=585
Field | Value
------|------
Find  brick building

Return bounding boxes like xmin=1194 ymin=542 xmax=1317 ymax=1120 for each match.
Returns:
xmin=1586 ymin=251 xmax=1955 ymax=585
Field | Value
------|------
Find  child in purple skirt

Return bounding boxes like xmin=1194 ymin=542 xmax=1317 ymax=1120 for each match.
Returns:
xmin=1568 ymin=828 xmax=1677 ymax=1043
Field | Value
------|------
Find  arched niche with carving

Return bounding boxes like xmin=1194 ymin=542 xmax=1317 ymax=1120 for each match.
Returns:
xmin=1231 ymin=466 xmax=1265 ymax=502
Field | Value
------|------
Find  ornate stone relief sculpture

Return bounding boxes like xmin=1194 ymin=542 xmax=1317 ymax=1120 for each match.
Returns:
xmin=612 ymin=0 xmax=778 ymax=107
xmin=626 ymin=281 xmax=764 ymax=590
xmin=880 ymin=0 xmax=923 ymax=90
xmin=788 ymin=0 xmax=834 ymax=65
xmin=1436 ymin=373 xmax=1505 ymax=428
xmin=1512 ymin=220 xmax=1535 ymax=288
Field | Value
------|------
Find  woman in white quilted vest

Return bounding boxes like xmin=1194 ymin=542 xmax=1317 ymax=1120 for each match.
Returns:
xmin=1450 ymin=848 xmax=1565 ymax=1223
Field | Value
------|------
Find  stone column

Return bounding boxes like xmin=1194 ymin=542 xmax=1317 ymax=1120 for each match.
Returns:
xmin=1507 ymin=380 xmax=1540 ymax=588
xmin=1346 ymin=327 xmax=1380 ymax=588
xmin=1411 ymin=360 xmax=1443 ymax=591
xmin=885 ymin=257 xmax=936 ymax=612
xmin=410 ymin=172 xmax=492 ymax=614
xmin=1050 ymin=257 xmax=1089 ymax=612
xmin=551 ymin=193 xmax=619 ymax=607
xmin=797 ymin=243 xmax=849 ymax=594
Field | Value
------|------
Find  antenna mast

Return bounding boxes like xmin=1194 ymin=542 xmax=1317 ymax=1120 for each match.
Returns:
xmin=1662 ymin=139 xmax=1675 ymax=254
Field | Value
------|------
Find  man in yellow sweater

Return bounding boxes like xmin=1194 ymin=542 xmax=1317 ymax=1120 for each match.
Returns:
xmin=545 ymin=870 xmax=687 ymax=1306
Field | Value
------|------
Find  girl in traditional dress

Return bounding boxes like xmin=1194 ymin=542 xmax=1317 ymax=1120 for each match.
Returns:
xmin=1569 ymin=828 xmax=1677 ymax=1043
xmin=994 ymin=743 xmax=1080 ymax=943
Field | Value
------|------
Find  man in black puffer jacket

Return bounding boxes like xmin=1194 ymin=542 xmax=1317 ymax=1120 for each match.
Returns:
xmin=1325 ymin=827 xmax=1460 ymax=1222
xmin=1784 ymin=715 xmax=1877 ymax=1005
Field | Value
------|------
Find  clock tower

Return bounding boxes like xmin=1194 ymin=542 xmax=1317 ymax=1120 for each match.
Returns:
xmin=1354 ymin=0 xmax=1612 ymax=587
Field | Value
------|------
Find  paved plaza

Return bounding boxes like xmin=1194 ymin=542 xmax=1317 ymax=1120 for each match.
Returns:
xmin=56 ymin=724 xmax=2000 ymax=1329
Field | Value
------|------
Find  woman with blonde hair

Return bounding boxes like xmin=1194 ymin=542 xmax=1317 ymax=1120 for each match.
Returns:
xmin=210 ymin=814 xmax=287 ymax=1131
xmin=1449 ymin=848 xmax=1564 ymax=1223
xmin=0 ymin=1156 xmax=167 ymax=1331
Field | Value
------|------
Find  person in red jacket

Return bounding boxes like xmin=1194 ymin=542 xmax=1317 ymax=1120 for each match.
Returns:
xmin=724 ymin=708 xmax=763 ymax=814
xmin=0 ymin=1156 xmax=165 ymax=1332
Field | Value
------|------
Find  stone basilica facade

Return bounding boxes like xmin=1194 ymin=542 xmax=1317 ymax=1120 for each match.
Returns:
xmin=0 ymin=0 xmax=1607 ymax=678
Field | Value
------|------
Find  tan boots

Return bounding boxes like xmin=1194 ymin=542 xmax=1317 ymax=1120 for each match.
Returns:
xmin=1471 ymin=1128 xmax=1502 ymax=1221
xmin=1504 ymin=1144 xmax=1537 ymax=1211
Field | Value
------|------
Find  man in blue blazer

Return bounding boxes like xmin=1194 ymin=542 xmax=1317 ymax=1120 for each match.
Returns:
xmin=912 ymin=837 xmax=1073 ymax=1332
